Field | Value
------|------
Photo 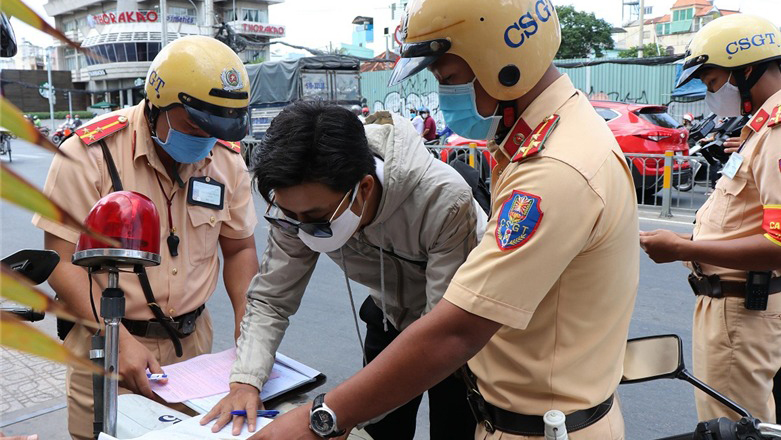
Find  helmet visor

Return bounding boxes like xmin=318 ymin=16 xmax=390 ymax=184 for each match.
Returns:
xmin=179 ymin=93 xmax=248 ymax=141
xmin=389 ymin=39 xmax=451 ymax=87
xmin=676 ymin=54 xmax=709 ymax=88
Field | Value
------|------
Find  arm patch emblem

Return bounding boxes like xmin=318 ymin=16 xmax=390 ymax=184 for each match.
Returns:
xmin=495 ymin=190 xmax=543 ymax=251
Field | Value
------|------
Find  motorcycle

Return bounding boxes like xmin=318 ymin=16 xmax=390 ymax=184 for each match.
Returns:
xmin=677 ymin=114 xmax=748 ymax=192
xmin=51 ymin=123 xmax=75 ymax=146
xmin=623 ymin=334 xmax=781 ymax=439
xmin=0 ymin=126 xmax=13 ymax=162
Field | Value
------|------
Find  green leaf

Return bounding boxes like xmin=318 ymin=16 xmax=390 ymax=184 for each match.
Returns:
xmin=1 ymin=265 xmax=100 ymax=330
xmin=0 ymin=312 xmax=109 ymax=376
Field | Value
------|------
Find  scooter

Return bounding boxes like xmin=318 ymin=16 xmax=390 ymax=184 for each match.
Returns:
xmin=623 ymin=334 xmax=781 ymax=439
xmin=678 ymin=114 xmax=748 ymax=192
xmin=51 ymin=123 xmax=75 ymax=146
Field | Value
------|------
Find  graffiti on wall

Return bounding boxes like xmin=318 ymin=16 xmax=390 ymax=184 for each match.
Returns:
xmin=368 ymin=73 xmax=446 ymax=131
xmin=585 ymin=87 xmax=649 ymax=104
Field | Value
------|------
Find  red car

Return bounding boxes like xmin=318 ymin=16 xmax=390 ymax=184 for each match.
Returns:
xmin=435 ymin=102 xmax=689 ymax=199
xmin=590 ymin=101 xmax=690 ymax=199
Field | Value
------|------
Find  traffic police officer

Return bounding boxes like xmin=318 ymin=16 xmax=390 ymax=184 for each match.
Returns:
xmin=33 ymin=36 xmax=259 ymax=439
xmin=641 ymin=14 xmax=781 ymax=422
xmin=253 ymin=0 xmax=639 ymax=438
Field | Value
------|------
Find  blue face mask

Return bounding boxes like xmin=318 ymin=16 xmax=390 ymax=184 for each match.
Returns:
xmin=438 ymin=79 xmax=501 ymax=140
xmin=152 ymin=112 xmax=217 ymax=164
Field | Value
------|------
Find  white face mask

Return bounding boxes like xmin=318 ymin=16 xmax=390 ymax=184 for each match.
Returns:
xmin=704 ymin=73 xmax=742 ymax=118
xmin=298 ymin=182 xmax=365 ymax=253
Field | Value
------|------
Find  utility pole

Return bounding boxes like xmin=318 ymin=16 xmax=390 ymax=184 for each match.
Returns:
xmin=46 ymin=46 xmax=55 ymax=131
xmin=160 ymin=0 xmax=168 ymax=48
xmin=638 ymin=0 xmax=645 ymax=58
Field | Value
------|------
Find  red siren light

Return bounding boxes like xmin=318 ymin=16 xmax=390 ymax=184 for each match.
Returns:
xmin=73 ymin=191 xmax=161 ymax=268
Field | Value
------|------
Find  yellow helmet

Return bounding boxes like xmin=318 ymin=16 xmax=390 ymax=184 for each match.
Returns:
xmin=145 ymin=35 xmax=250 ymax=141
xmin=389 ymin=0 xmax=561 ymax=101
xmin=677 ymin=14 xmax=781 ymax=88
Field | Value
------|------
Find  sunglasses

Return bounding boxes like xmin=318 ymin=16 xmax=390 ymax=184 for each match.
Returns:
xmin=264 ymin=186 xmax=356 ymax=238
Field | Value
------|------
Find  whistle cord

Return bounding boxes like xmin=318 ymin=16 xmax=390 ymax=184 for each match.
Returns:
xmin=154 ymin=173 xmax=179 ymax=257
xmin=340 ymin=249 xmax=367 ymax=365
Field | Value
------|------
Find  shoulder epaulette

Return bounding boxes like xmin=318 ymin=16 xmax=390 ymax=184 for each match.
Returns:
xmin=768 ymin=105 xmax=781 ymax=128
xmin=511 ymin=114 xmax=560 ymax=163
xmin=216 ymin=139 xmax=241 ymax=154
xmin=77 ymin=115 xmax=129 ymax=146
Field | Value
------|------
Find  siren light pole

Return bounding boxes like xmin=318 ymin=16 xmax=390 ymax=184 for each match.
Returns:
xmin=72 ymin=191 xmax=162 ymax=437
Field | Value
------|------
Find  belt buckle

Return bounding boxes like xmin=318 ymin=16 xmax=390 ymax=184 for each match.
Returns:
xmin=180 ymin=314 xmax=196 ymax=335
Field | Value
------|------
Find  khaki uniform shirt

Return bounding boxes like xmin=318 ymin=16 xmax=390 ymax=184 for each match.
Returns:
xmin=691 ymin=89 xmax=781 ymax=280
xmin=33 ymin=102 xmax=257 ymax=319
xmin=443 ymin=75 xmax=639 ymax=414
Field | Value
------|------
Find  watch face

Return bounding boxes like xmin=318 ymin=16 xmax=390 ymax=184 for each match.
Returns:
xmin=311 ymin=409 xmax=335 ymax=434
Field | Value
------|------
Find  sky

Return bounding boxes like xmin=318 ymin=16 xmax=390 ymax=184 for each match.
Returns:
xmin=10 ymin=0 xmax=781 ymax=56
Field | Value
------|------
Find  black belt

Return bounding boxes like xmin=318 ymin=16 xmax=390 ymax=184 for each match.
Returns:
xmin=484 ymin=395 xmax=614 ymax=436
xmin=122 ymin=305 xmax=204 ymax=339
xmin=688 ymin=273 xmax=781 ymax=298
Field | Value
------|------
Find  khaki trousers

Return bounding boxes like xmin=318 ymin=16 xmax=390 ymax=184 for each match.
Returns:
xmin=693 ymin=295 xmax=781 ymax=422
xmin=475 ymin=396 xmax=624 ymax=440
xmin=64 ymin=310 xmax=213 ymax=440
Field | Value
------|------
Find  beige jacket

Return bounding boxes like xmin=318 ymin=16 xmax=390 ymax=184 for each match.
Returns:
xmin=231 ymin=113 xmax=481 ymax=389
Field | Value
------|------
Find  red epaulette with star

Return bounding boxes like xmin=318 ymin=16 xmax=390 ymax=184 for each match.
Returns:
xmin=768 ymin=105 xmax=781 ymax=128
xmin=511 ymin=114 xmax=560 ymax=163
xmin=77 ymin=115 xmax=129 ymax=146
xmin=216 ymin=139 xmax=241 ymax=154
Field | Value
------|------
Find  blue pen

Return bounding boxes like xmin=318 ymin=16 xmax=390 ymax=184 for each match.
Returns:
xmin=146 ymin=373 xmax=168 ymax=380
xmin=230 ymin=410 xmax=279 ymax=418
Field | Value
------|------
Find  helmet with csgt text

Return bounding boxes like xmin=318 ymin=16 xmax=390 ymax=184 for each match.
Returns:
xmin=676 ymin=14 xmax=781 ymax=89
xmin=145 ymin=36 xmax=250 ymax=141
xmin=389 ymin=0 xmax=561 ymax=101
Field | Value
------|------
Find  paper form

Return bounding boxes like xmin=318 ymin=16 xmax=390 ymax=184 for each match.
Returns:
xmin=150 ymin=348 xmax=237 ymax=403
xmin=97 ymin=414 xmax=271 ymax=440
xmin=185 ymin=352 xmax=320 ymax=414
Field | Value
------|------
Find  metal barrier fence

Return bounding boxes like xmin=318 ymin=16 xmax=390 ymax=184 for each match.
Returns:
xmin=425 ymin=144 xmax=715 ymax=218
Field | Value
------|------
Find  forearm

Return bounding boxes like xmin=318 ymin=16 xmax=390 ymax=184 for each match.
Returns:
xmin=682 ymin=234 xmax=781 ymax=271
xmin=231 ymin=293 xmax=290 ymax=389
xmin=326 ymin=300 xmax=499 ymax=429
xmin=220 ymin=236 xmax=259 ymax=321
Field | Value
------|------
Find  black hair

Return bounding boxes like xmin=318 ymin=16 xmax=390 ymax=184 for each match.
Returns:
xmin=252 ymin=101 xmax=375 ymax=204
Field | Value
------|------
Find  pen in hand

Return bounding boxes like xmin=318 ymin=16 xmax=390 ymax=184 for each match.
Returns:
xmin=230 ymin=410 xmax=279 ymax=419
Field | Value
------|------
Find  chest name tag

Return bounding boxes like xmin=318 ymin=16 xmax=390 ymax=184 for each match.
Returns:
xmin=187 ymin=176 xmax=225 ymax=210
xmin=721 ymin=152 xmax=744 ymax=180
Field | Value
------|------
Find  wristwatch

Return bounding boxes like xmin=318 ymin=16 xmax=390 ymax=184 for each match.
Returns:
xmin=310 ymin=393 xmax=346 ymax=438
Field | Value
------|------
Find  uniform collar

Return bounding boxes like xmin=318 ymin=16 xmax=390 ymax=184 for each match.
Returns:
xmin=130 ymin=102 xmax=213 ymax=184
xmin=496 ymin=74 xmax=577 ymax=160
xmin=746 ymin=88 xmax=781 ymax=134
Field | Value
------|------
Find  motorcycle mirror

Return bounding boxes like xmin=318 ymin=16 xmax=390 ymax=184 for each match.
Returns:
xmin=2 ymin=249 xmax=61 ymax=285
xmin=622 ymin=334 xmax=753 ymax=418
xmin=0 ymin=13 xmax=17 ymax=58
xmin=621 ymin=334 xmax=683 ymax=384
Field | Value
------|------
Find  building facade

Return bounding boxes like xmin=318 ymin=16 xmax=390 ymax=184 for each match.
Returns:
xmin=615 ymin=0 xmax=738 ymax=55
xmin=43 ymin=0 xmax=285 ymax=108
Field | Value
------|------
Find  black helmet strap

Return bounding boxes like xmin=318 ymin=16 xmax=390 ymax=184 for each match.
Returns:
xmin=733 ymin=62 xmax=769 ymax=115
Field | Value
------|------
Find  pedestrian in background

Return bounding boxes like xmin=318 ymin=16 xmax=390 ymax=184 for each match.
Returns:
xmin=421 ymin=107 xmax=438 ymax=141
xmin=411 ymin=106 xmax=424 ymax=135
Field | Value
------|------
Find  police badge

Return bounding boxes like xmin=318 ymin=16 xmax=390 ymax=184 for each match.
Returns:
xmin=495 ymin=190 xmax=543 ymax=251
xmin=220 ymin=68 xmax=244 ymax=91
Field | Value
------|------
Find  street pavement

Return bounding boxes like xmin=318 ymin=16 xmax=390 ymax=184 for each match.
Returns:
xmin=1 ymin=138 xmax=708 ymax=439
